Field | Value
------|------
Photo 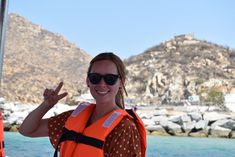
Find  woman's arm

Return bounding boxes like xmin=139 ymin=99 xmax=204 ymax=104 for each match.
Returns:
xmin=19 ymin=101 xmax=51 ymax=137
xmin=19 ymin=82 xmax=68 ymax=137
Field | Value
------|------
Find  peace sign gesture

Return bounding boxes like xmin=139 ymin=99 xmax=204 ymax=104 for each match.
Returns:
xmin=43 ymin=82 xmax=68 ymax=108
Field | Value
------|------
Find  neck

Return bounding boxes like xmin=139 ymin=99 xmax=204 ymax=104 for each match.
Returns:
xmin=95 ymin=102 xmax=119 ymax=116
xmin=89 ymin=102 xmax=119 ymax=125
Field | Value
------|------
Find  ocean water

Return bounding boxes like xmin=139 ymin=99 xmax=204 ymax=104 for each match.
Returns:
xmin=4 ymin=132 xmax=235 ymax=157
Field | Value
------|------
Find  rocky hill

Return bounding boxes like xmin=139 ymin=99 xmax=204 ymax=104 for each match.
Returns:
xmin=1 ymin=14 xmax=234 ymax=106
xmin=124 ymin=34 xmax=235 ymax=106
xmin=0 ymin=13 xmax=92 ymax=103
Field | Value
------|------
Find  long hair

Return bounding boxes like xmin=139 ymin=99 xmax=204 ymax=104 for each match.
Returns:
xmin=87 ymin=52 xmax=128 ymax=109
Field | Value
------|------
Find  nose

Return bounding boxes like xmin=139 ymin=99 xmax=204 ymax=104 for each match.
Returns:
xmin=97 ymin=78 xmax=107 ymax=86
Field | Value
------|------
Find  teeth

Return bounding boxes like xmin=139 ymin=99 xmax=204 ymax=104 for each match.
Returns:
xmin=96 ymin=90 xmax=109 ymax=95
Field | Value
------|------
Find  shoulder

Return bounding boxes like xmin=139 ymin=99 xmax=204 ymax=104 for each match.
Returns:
xmin=106 ymin=116 xmax=141 ymax=144
xmin=118 ymin=116 xmax=138 ymax=130
xmin=104 ymin=117 xmax=142 ymax=157
xmin=106 ymin=116 xmax=140 ymax=139
xmin=48 ymin=110 xmax=73 ymax=124
xmin=115 ymin=116 xmax=140 ymax=140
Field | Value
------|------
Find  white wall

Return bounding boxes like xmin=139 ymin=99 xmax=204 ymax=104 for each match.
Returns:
xmin=225 ymin=94 xmax=235 ymax=112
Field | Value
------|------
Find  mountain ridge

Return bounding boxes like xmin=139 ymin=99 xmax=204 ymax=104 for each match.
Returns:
xmin=1 ymin=13 xmax=92 ymax=103
xmin=1 ymin=13 xmax=235 ymax=106
xmin=124 ymin=34 xmax=235 ymax=105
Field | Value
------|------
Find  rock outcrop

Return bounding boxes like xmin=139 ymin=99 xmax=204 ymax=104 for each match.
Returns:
xmin=124 ymin=34 xmax=235 ymax=106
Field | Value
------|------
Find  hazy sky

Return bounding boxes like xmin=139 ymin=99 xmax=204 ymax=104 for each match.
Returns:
xmin=8 ymin=0 xmax=235 ymax=59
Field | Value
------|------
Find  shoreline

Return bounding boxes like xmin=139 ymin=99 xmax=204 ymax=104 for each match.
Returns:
xmin=137 ymin=105 xmax=235 ymax=139
xmin=1 ymin=99 xmax=235 ymax=139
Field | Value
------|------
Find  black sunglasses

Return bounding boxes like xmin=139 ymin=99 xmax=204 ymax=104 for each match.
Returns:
xmin=88 ymin=73 xmax=119 ymax=85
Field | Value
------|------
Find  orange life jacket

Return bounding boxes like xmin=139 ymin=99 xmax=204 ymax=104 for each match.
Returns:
xmin=53 ymin=102 xmax=147 ymax=157
xmin=0 ymin=112 xmax=4 ymax=157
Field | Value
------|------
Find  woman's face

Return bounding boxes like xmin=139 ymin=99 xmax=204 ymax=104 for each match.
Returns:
xmin=87 ymin=60 xmax=121 ymax=105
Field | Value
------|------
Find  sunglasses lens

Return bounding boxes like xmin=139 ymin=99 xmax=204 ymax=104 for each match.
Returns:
xmin=88 ymin=73 xmax=119 ymax=85
xmin=104 ymin=74 xmax=119 ymax=85
xmin=88 ymin=73 xmax=102 ymax=84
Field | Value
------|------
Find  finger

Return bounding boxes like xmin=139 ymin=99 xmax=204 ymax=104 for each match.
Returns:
xmin=46 ymin=89 xmax=55 ymax=95
xmin=54 ymin=82 xmax=63 ymax=94
xmin=57 ymin=92 xmax=68 ymax=100
xmin=43 ymin=88 xmax=49 ymax=97
xmin=44 ymin=89 xmax=56 ymax=99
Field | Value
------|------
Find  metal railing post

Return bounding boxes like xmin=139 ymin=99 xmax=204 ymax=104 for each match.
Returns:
xmin=0 ymin=0 xmax=8 ymax=84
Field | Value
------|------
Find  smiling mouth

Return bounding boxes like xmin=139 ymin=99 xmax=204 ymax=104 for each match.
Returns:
xmin=96 ymin=89 xmax=109 ymax=95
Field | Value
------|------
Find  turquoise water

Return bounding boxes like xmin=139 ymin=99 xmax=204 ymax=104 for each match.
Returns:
xmin=147 ymin=135 xmax=235 ymax=157
xmin=4 ymin=132 xmax=235 ymax=157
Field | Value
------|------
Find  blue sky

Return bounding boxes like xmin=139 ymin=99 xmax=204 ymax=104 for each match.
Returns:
xmin=8 ymin=0 xmax=235 ymax=59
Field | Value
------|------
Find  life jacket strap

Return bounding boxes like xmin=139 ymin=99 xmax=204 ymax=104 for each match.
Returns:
xmin=53 ymin=127 xmax=104 ymax=157
xmin=126 ymin=109 xmax=138 ymax=120
xmin=62 ymin=128 xmax=104 ymax=148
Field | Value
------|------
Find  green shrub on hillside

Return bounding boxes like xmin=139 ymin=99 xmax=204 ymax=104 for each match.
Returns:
xmin=199 ymin=87 xmax=225 ymax=109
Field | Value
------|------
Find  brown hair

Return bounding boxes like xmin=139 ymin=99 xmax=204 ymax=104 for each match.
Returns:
xmin=87 ymin=52 xmax=128 ymax=109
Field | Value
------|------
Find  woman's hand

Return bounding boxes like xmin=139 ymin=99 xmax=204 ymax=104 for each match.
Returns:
xmin=19 ymin=82 xmax=68 ymax=137
xmin=43 ymin=82 xmax=68 ymax=108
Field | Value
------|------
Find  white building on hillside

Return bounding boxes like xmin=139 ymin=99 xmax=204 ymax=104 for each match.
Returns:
xmin=224 ymin=94 xmax=235 ymax=112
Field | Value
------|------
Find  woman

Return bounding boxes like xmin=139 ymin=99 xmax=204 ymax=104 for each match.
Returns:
xmin=19 ymin=52 xmax=146 ymax=157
